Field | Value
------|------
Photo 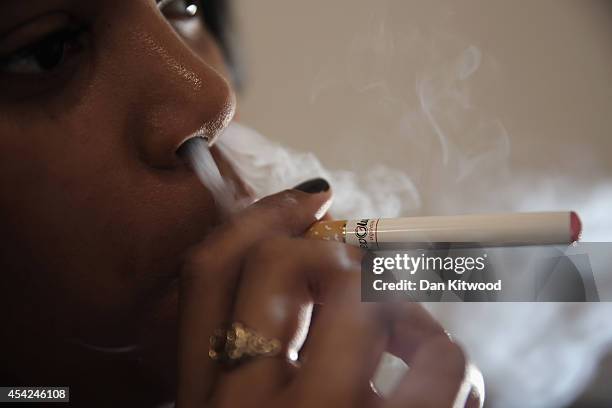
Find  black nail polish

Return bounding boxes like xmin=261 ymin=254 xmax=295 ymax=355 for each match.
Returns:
xmin=293 ymin=178 xmax=330 ymax=194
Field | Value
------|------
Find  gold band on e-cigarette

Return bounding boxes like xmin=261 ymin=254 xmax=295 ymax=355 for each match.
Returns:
xmin=304 ymin=220 xmax=346 ymax=242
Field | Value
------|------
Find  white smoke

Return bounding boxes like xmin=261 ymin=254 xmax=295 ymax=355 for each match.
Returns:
xmin=215 ymin=122 xmax=421 ymax=218
xmin=190 ymin=12 xmax=612 ymax=408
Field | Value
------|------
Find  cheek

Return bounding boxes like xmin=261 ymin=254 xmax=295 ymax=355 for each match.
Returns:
xmin=0 ymin=107 xmax=220 ymax=344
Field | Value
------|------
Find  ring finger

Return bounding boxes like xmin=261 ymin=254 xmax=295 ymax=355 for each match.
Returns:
xmin=215 ymin=238 xmax=368 ymax=405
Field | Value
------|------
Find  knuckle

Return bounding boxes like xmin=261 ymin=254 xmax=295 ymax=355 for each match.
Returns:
xmin=246 ymin=237 xmax=294 ymax=268
xmin=302 ymin=242 xmax=365 ymax=300
xmin=254 ymin=189 xmax=300 ymax=214
xmin=329 ymin=241 xmax=363 ymax=266
xmin=328 ymin=243 xmax=366 ymax=279
xmin=251 ymin=190 xmax=310 ymax=230
xmin=272 ymin=189 xmax=302 ymax=207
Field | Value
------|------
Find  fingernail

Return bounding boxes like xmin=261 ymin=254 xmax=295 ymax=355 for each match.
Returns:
xmin=293 ymin=178 xmax=330 ymax=194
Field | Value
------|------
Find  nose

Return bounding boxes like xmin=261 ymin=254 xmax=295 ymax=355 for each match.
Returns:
xmin=122 ymin=3 xmax=236 ymax=168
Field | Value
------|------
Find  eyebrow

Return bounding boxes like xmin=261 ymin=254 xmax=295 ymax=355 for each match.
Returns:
xmin=0 ymin=0 xmax=66 ymax=35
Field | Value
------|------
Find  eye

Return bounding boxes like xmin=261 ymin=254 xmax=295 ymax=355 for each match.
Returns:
xmin=160 ymin=0 xmax=200 ymax=20
xmin=0 ymin=29 xmax=84 ymax=75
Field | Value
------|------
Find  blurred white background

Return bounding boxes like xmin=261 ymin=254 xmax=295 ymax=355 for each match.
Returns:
xmin=237 ymin=0 xmax=612 ymax=176
xmin=233 ymin=1 xmax=612 ymax=407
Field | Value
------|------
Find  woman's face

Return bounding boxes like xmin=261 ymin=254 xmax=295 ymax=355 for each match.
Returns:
xmin=0 ymin=0 xmax=241 ymax=390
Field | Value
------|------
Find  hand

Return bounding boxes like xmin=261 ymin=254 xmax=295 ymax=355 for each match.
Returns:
xmin=176 ymin=181 xmax=483 ymax=407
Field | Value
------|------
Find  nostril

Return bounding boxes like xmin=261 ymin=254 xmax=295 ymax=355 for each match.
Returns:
xmin=174 ymin=121 xmax=213 ymax=159
xmin=174 ymin=89 xmax=235 ymax=159
xmin=176 ymin=135 xmax=207 ymax=168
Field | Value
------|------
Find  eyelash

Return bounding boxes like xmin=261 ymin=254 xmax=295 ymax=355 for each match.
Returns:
xmin=0 ymin=0 xmax=201 ymax=99
xmin=0 ymin=28 xmax=85 ymax=76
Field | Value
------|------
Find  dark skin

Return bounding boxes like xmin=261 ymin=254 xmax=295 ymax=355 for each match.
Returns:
xmin=0 ymin=1 xmax=482 ymax=407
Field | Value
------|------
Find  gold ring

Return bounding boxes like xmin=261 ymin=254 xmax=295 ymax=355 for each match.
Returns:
xmin=209 ymin=322 xmax=282 ymax=365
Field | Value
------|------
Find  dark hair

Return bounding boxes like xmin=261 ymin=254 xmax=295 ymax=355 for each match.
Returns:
xmin=200 ymin=0 xmax=244 ymax=90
